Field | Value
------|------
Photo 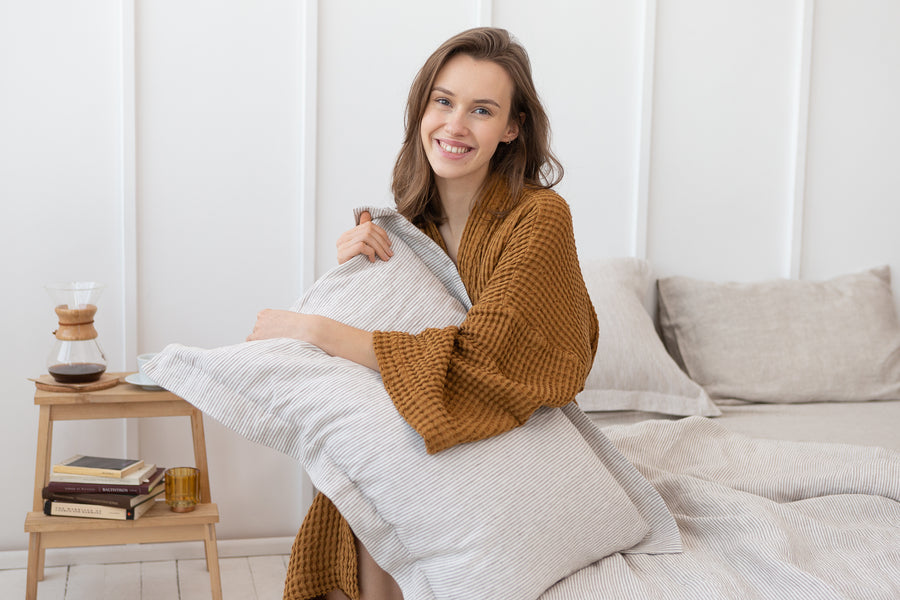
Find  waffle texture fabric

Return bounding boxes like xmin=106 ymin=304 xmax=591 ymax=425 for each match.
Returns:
xmin=284 ymin=180 xmax=601 ymax=599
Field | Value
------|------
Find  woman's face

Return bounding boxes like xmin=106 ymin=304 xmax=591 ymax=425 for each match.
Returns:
xmin=420 ymin=54 xmax=519 ymax=195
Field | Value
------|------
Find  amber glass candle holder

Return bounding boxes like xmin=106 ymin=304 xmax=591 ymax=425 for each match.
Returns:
xmin=165 ymin=467 xmax=200 ymax=512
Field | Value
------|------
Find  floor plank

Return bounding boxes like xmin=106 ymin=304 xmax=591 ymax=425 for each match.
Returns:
xmin=0 ymin=565 xmax=68 ymax=599
xmin=249 ymin=555 xmax=288 ymax=600
xmin=220 ymin=557 xmax=257 ymax=600
xmin=65 ymin=563 xmax=141 ymax=600
xmin=177 ymin=558 xmax=213 ymax=600
xmin=103 ymin=562 xmax=141 ymax=600
xmin=141 ymin=560 xmax=180 ymax=600
xmin=0 ymin=554 xmax=289 ymax=599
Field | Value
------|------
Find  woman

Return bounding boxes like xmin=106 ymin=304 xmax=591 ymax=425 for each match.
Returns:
xmin=249 ymin=27 xmax=599 ymax=600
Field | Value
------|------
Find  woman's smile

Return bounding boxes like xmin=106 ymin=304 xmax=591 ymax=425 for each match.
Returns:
xmin=436 ymin=138 xmax=474 ymax=156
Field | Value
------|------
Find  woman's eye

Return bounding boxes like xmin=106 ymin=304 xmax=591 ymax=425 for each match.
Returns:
xmin=435 ymin=97 xmax=451 ymax=107
xmin=474 ymin=107 xmax=492 ymax=116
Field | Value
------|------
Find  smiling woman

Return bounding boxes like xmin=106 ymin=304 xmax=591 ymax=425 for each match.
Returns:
xmin=262 ymin=27 xmax=597 ymax=600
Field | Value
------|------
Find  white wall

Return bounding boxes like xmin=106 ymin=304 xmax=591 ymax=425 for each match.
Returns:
xmin=1 ymin=0 xmax=898 ymax=555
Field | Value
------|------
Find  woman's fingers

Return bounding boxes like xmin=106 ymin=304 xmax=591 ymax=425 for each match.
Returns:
xmin=336 ymin=213 xmax=393 ymax=264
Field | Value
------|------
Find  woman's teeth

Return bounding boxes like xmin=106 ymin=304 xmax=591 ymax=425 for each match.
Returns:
xmin=439 ymin=141 xmax=470 ymax=154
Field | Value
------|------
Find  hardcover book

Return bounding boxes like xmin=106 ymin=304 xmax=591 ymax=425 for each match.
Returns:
xmin=52 ymin=455 xmax=145 ymax=479
xmin=43 ymin=496 xmax=157 ymax=520
xmin=42 ymin=484 xmax=164 ymax=508
xmin=49 ymin=464 xmax=160 ymax=488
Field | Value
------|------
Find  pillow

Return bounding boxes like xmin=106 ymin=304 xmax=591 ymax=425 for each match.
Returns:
xmin=657 ymin=266 xmax=900 ymax=403
xmin=576 ymin=258 xmax=720 ymax=417
xmin=144 ymin=207 xmax=680 ymax=600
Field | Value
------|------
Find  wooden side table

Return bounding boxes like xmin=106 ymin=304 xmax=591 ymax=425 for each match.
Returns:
xmin=24 ymin=374 xmax=222 ymax=600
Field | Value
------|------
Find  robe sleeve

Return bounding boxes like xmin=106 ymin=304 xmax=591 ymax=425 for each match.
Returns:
xmin=372 ymin=193 xmax=599 ymax=454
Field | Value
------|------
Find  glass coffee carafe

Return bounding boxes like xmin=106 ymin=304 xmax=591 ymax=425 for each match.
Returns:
xmin=46 ymin=281 xmax=108 ymax=383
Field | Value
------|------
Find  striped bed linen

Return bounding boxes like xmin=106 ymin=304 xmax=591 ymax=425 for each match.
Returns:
xmin=542 ymin=417 xmax=900 ymax=599
xmin=144 ymin=206 xmax=900 ymax=599
xmin=144 ymin=207 xmax=684 ymax=600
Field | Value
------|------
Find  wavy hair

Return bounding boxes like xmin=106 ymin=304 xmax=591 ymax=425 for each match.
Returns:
xmin=392 ymin=27 xmax=563 ymax=225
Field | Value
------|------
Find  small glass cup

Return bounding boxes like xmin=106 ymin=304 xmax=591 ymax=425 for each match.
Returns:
xmin=165 ymin=467 xmax=200 ymax=512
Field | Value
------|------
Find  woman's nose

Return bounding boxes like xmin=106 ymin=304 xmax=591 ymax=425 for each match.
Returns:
xmin=444 ymin=110 xmax=468 ymax=136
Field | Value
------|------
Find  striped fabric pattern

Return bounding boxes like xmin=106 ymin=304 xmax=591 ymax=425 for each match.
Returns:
xmin=144 ymin=207 xmax=680 ymax=600
xmin=541 ymin=417 xmax=900 ymax=600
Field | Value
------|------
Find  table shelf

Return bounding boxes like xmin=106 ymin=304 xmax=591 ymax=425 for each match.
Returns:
xmin=24 ymin=374 xmax=222 ymax=600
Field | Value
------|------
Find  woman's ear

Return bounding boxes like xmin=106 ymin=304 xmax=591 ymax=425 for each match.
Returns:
xmin=505 ymin=113 xmax=525 ymax=143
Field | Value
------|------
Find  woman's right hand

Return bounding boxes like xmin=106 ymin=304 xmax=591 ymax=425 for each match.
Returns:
xmin=336 ymin=211 xmax=393 ymax=264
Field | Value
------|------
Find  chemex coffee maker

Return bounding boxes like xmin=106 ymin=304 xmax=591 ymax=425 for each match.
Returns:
xmin=46 ymin=282 xmax=107 ymax=383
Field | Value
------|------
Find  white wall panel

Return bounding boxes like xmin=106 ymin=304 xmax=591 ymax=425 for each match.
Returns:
xmin=494 ymin=0 xmax=645 ymax=259
xmin=0 ymin=0 xmax=129 ymax=551
xmin=647 ymin=1 xmax=804 ymax=281
xmin=135 ymin=0 xmax=306 ymax=540
xmin=802 ymin=0 xmax=900 ymax=311
xmin=314 ymin=1 xmax=477 ymax=277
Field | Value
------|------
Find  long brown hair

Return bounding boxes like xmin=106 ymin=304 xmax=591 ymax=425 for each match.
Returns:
xmin=392 ymin=27 xmax=564 ymax=225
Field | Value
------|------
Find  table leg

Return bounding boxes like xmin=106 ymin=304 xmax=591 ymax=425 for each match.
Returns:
xmin=190 ymin=409 xmax=212 ymax=503
xmin=26 ymin=532 xmax=41 ymax=600
xmin=32 ymin=407 xmax=52 ymax=512
xmin=204 ymin=524 xmax=223 ymax=600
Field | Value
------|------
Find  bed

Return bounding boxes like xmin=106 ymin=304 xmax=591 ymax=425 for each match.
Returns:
xmin=144 ymin=207 xmax=900 ymax=600
xmin=588 ymin=400 xmax=900 ymax=452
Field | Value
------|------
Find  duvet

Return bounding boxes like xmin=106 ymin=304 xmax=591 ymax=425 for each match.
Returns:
xmin=145 ymin=207 xmax=900 ymax=600
xmin=545 ymin=417 xmax=900 ymax=599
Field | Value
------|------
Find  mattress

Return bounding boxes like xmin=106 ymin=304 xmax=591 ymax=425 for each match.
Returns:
xmin=587 ymin=399 xmax=900 ymax=452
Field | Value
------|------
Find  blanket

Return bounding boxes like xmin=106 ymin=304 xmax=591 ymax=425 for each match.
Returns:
xmin=144 ymin=207 xmax=900 ymax=599
xmin=543 ymin=417 xmax=900 ymax=600
xmin=144 ymin=207 xmax=681 ymax=600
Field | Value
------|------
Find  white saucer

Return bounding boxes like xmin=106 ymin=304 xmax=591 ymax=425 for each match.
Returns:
xmin=125 ymin=373 xmax=164 ymax=391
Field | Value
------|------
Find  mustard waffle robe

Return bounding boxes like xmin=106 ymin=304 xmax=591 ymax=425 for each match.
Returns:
xmin=283 ymin=180 xmax=599 ymax=599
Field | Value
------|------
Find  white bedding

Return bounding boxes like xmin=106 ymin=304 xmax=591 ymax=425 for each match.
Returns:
xmin=587 ymin=400 xmax=900 ymax=451
xmin=146 ymin=207 xmax=900 ymax=600
xmin=543 ymin=417 xmax=900 ymax=600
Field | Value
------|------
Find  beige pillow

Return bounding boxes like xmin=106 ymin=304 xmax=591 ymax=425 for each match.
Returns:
xmin=657 ymin=266 xmax=900 ymax=403
xmin=576 ymin=258 xmax=720 ymax=417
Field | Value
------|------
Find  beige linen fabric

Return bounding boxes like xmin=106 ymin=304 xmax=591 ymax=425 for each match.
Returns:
xmin=657 ymin=266 xmax=900 ymax=402
xmin=577 ymin=258 xmax=720 ymax=417
xmin=540 ymin=416 xmax=900 ymax=599
xmin=145 ymin=208 xmax=680 ymax=600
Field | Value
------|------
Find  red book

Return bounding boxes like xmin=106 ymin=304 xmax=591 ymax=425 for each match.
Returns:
xmin=42 ymin=485 xmax=164 ymax=509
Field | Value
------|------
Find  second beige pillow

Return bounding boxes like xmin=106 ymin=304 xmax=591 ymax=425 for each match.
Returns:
xmin=657 ymin=266 xmax=900 ymax=403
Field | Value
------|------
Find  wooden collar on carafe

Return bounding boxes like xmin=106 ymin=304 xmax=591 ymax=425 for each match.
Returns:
xmin=53 ymin=304 xmax=99 ymax=341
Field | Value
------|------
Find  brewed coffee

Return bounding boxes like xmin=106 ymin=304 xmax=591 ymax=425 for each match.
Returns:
xmin=48 ymin=362 xmax=106 ymax=384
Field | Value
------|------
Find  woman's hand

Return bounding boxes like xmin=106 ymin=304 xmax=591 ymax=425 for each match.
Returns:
xmin=246 ymin=309 xmax=319 ymax=343
xmin=247 ymin=309 xmax=379 ymax=371
xmin=336 ymin=211 xmax=393 ymax=264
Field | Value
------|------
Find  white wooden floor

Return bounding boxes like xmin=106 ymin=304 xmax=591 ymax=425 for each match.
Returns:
xmin=0 ymin=554 xmax=289 ymax=600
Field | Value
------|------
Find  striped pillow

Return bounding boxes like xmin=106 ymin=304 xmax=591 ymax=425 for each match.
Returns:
xmin=144 ymin=207 xmax=680 ymax=600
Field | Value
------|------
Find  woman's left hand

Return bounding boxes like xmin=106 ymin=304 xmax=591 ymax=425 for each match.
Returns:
xmin=246 ymin=309 xmax=319 ymax=343
xmin=246 ymin=309 xmax=380 ymax=371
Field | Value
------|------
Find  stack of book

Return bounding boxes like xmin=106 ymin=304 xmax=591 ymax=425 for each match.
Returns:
xmin=42 ymin=455 xmax=166 ymax=521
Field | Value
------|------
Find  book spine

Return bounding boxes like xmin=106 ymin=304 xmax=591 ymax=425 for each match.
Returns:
xmin=44 ymin=481 xmax=152 ymax=495
xmin=48 ymin=465 xmax=163 ymax=488
xmin=44 ymin=499 xmax=134 ymax=520
xmin=42 ymin=490 xmax=135 ymax=508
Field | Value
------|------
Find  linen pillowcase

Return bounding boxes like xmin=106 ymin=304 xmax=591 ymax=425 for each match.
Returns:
xmin=657 ymin=266 xmax=900 ymax=403
xmin=144 ymin=207 xmax=680 ymax=600
xmin=576 ymin=258 xmax=720 ymax=417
